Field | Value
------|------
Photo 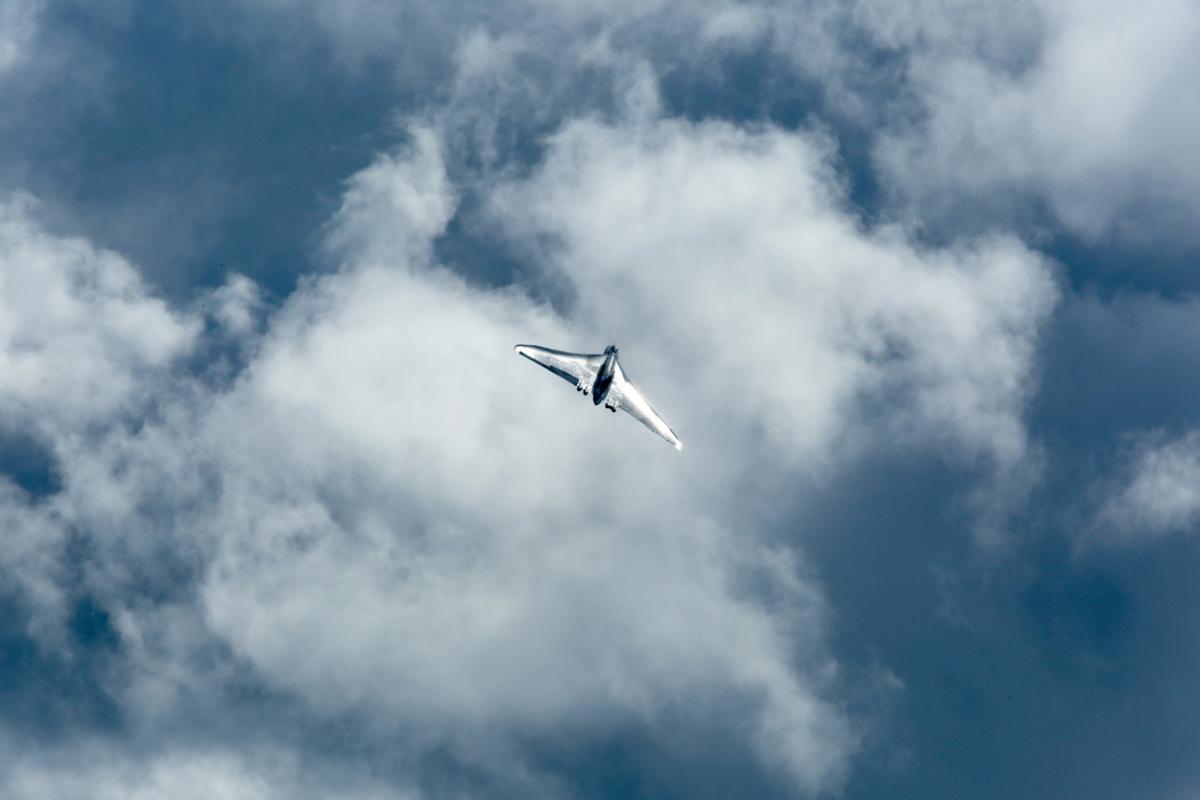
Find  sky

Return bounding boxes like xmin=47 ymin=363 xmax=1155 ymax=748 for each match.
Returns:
xmin=1 ymin=1 xmax=1199 ymax=798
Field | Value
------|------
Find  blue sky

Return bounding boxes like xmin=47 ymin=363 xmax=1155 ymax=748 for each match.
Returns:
xmin=1 ymin=1 xmax=1199 ymax=798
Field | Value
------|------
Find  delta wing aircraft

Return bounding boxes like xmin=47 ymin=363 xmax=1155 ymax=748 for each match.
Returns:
xmin=514 ymin=343 xmax=682 ymax=450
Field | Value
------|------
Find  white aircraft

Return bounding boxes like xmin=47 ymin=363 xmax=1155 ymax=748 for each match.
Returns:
xmin=514 ymin=343 xmax=682 ymax=450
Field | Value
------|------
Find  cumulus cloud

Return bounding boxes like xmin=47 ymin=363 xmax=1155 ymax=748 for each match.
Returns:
xmin=184 ymin=105 xmax=1063 ymax=792
xmin=0 ymin=127 xmax=863 ymax=794
xmin=0 ymin=483 xmax=67 ymax=642
xmin=0 ymin=2 xmax=1095 ymax=792
xmin=874 ymin=0 xmax=1200 ymax=244
xmin=0 ymin=193 xmax=198 ymax=641
xmin=215 ymin=0 xmax=1199 ymax=254
xmin=323 ymin=128 xmax=457 ymax=265
xmin=0 ymin=194 xmax=198 ymax=433
xmin=1093 ymin=429 xmax=1200 ymax=543
xmin=3 ymin=1 xmax=1200 ymax=797
xmin=0 ymin=43 xmax=1069 ymax=786
xmin=206 ymin=272 xmax=266 ymax=337
xmin=197 ymin=129 xmax=852 ymax=792
xmin=491 ymin=115 xmax=1056 ymax=510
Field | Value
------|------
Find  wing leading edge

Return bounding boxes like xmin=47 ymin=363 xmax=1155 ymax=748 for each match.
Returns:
xmin=612 ymin=362 xmax=682 ymax=450
xmin=513 ymin=344 xmax=604 ymax=386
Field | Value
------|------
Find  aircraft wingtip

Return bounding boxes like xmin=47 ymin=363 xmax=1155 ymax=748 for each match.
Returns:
xmin=675 ymin=441 xmax=683 ymax=451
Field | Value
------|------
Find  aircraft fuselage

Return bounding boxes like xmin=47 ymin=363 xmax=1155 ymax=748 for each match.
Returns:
xmin=592 ymin=345 xmax=618 ymax=405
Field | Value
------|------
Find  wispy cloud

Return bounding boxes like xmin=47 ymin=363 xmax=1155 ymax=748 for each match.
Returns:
xmin=1093 ymin=429 xmax=1200 ymax=544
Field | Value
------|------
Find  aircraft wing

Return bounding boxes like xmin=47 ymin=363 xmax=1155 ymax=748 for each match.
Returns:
xmin=612 ymin=362 xmax=682 ymax=450
xmin=514 ymin=344 xmax=605 ymax=386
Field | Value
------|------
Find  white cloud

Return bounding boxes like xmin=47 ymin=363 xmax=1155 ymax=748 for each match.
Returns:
xmin=0 ymin=128 xmax=858 ymax=793
xmin=492 ymin=116 xmax=1056 ymax=480
xmin=0 ymin=194 xmax=199 ymax=435
xmin=220 ymin=0 xmax=1200 ymax=250
xmin=874 ymin=0 xmax=1200 ymax=243
xmin=323 ymin=127 xmax=457 ymax=267
xmin=189 ymin=109 xmax=1055 ymax=789
xmin=208 ymin=272 xmax=266 ymax=337
xmin=0 ymin=76 xmax=1056 ymax=797
xmin=196 ymin=131 xmax=853 ymax=791
xmin=0 ymin=193 xmax=199 ymax=642
xmin=1 ymin=2 xmax=1196 ymax=795
xmin=0 ymin=482 xmax=68 ymax=642
xmin=0 ymin=739 xmax=407 ymax=800
xmin=0 ymin=0 xmax=42 ymax=76
xmin=1095 ymin=429 xmax=1200 ymax=543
